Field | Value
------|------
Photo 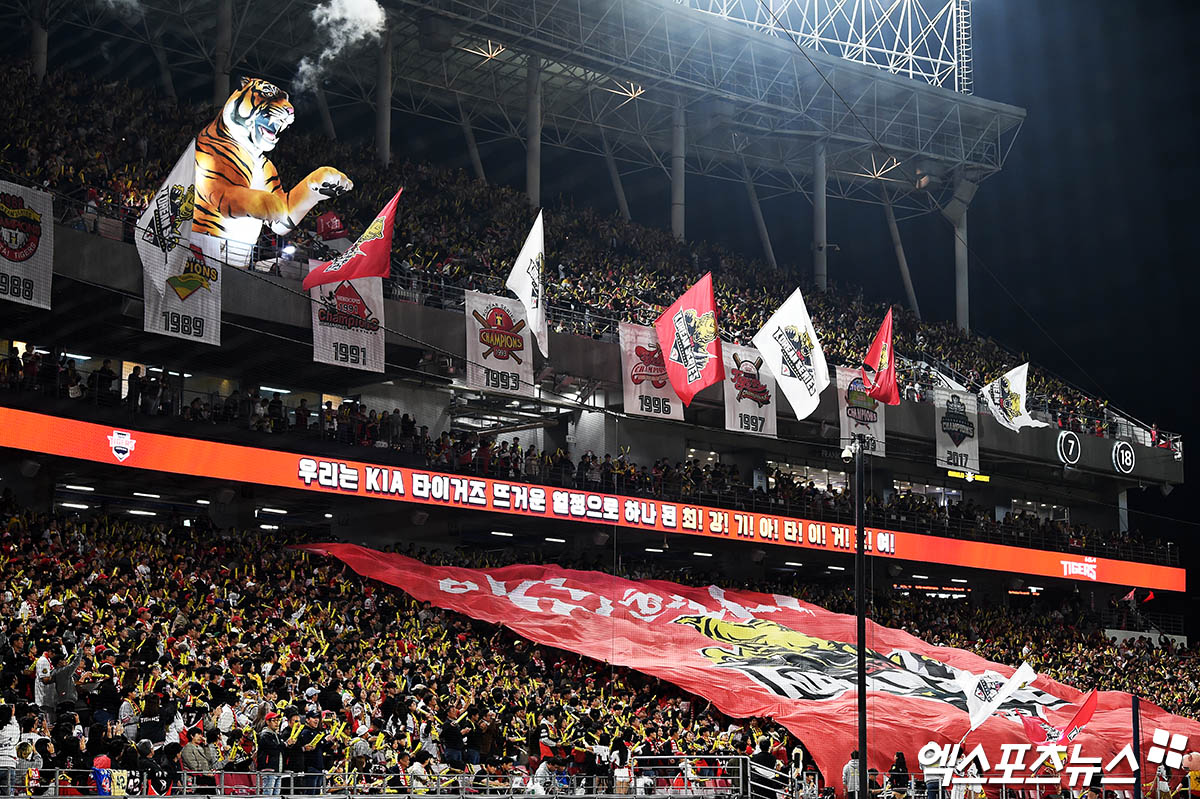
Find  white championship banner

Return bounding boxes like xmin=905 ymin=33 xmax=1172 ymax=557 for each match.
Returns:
xmin=137 ymin=141 xmax=221 ymax=346
xmin=310 ymin=272 xmax=385 ymax=373
xmin=935 ymin=388 xmax=980 ymax=474
xmin=465 ymin=290 xmax=535 ymax=397
xmin=619 ymin=322 xmax=683 ymax=420
xmin=836 ymin=366 xmax=887 ymax=457
xmin=723 ymin=344 xmax=777 ymax=437
xmin=0 ymin=180 xmax=54 ymax=309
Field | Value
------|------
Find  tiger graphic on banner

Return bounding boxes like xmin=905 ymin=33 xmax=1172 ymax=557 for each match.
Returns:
xmin=674 ymin=615 xmax=1064 ymax=714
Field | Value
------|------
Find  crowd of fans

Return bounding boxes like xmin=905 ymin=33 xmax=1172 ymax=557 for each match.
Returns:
xmin=0 ymin=500 xmax=1196 ymax=799
xmin=0 ymin=59 xmax=1135 ymax=436
xmin=0 ymin=345 xmax=1173 ymax=567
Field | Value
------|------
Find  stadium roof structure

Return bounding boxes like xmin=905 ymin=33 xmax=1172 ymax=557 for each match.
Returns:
xmin=29 ymin=0 xmax=1025 ymax=218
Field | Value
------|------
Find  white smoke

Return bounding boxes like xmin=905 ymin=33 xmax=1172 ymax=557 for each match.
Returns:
xmin=97 ymin=0 xmax=143 ymax=18
xmin=296 ymin=0 xmax=387 ymax=92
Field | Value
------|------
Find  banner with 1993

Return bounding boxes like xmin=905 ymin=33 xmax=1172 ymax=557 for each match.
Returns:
xmin=465 ymin=290 xmax=535 ymax=397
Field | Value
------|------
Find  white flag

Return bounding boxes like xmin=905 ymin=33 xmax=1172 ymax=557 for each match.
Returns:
xmin=137 ymin=141 xmax=221 ymax=346
xmin=962 ymin=662 xmax=1037 ymax=730
xmin=980 ymin=363 xmax=1049 ymax=433
xmin=752 ymin=288 xmax=829 ymax=420
xmin=505 ymin=210 xmax=548 ymax=358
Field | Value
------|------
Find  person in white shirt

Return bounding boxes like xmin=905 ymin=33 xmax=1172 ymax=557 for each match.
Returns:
xmin=0 ymin=705 xmax=20 ymax=797
xmin=406 ymin=750 xmax=432 ymax=794
xmin=33 ymin=652 xmax=54 ymax=719
xmin=843 ymin=751 xmax=863 ymax=799
xmin=531 ymin=757 xmax=559 ymax=795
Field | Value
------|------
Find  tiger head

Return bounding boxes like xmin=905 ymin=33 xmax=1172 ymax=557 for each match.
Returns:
xmin=223 ymin=78 xmax=295 ymax=155
xmin=683 ymin=309 xmax=717 ymax=348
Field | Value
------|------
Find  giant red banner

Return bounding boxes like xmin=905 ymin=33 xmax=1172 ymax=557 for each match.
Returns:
xmin=303 ymin=544 xmax=1199 ymax=791
xmin=0 ymin=406 xmax=1184 ymax=590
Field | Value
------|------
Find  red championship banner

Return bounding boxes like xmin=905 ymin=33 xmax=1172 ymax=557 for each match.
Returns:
xmin=0 ymin=407 xmax=1184 ymax=591
xmin=298 ymin=545 xmax=1200 ymax=791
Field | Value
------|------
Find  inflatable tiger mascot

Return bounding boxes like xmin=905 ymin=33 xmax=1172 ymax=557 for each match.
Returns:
xmin=192 ymin=77 xmax=352 ymax=267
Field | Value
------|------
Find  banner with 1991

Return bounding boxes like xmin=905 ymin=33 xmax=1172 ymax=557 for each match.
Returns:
xmin=310 ymin=270 xmax=385 ymax=373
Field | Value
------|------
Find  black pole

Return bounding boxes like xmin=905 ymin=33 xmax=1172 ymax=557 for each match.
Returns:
xmin=854 ymin=435 xmax=868 ymax=799
xmin=1132 ymin=693 xmax=1142 ymax=791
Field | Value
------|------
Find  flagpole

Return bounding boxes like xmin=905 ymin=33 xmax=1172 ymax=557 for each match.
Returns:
xmin=854 ymin=433 xmax=869 ymax=799
xmin=1132 ymin=694 xmax=1142 ymax=791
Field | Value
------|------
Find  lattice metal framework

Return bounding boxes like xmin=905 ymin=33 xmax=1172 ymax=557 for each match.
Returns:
xmin=679 ymin=0 xmax=973 ymax=94
xmin=15 ymin=0 xmax=1023 ymax=218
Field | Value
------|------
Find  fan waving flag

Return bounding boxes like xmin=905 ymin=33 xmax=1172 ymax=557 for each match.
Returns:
xmin=302 ymin=188 xmax=402 ymax=291
xmin=981 ymin=363 xmax=1050 ymax=433
xmin=505 ymin=210 xmax=548 ymax=358
xmin=1022 ymin=690 xmax=1098 ymax=746
xmin=861 ymin=308 xmax=900 ymax=405
xmin=962 ymin=662 xmax=1036 ymax=730
xmin=654 ymin=272 xmax=723 ymax=406
xmin=753 ymin=288 xmax=830 ymax=420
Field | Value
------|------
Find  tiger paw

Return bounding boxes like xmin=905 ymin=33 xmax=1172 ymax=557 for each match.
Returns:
xmin=307 ymin=167 xmax=353 ymax=199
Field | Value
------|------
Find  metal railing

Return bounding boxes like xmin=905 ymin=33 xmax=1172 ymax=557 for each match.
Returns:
xmin=0 ymin=368 xmax=1177 ymax=566
xmin=9 ymin=174 xmax=1183 ymax=450
xmin=12 ymin=764 xmax=774 ymax=797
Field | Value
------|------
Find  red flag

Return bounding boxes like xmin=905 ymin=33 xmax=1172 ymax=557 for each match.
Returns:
xmin=1120 ymin=588 xmax=1136 ymax=602
xmin=1143 ymin=591 xmax=1155 ymax=603
xmin=302 ymin=544 xmax=1200 ymax=793
xmin=861 ymin=308 xmax=899 ymax=405
xmin=654 ymin=272 xmax=723 ymax=406
xmin=302 ymin=188 xmax=402 ymax=291
xmin=1022 ymin=690 xmax=1099 ymax=746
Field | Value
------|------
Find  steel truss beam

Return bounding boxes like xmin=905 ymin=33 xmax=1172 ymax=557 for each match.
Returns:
xmin=39 ymin=0 xmax=1023 ymax=218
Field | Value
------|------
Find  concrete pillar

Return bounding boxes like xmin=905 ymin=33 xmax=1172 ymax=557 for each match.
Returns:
xmin=882 ymin=197 xmax=920 ymax=318
xmin=213 ymin=0 xmax=232 ymax=107
xmin=30 ymin=12 xmax=48 ymax=84
xmin=813 ymin=140 xmax=828 ymax=290
xmin=151 ymin=38 xmax=177 ymax=103
xmin=941 ymin=174 xmax=978 ymax=333
xmin=670 ymin=97 xmax=686 ymax=240
xmin=602 ymin=135 xmax=631 ymax=221
xmin=315 ymin=86 xmax=338 ymax=140
xmin=375 ymin=28 xmax=393 ymax=167
xmin=525 ymin=54 xmax=542 ymax=207
xmin=742 ymin=162 xmax=777 ymax=270
xmin=954 ymin=211 xmax=969 ymax=333
xmin=460 ymin=108 xmax=486 ymax=183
